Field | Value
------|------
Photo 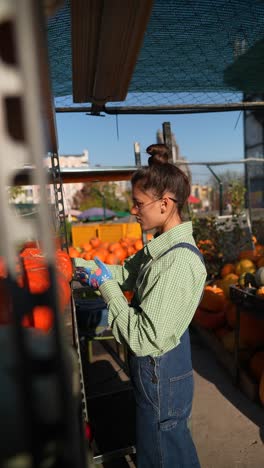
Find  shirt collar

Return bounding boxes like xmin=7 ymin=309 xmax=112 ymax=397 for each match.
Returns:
xmin=146 ymin=221 xmax=194 ymax=259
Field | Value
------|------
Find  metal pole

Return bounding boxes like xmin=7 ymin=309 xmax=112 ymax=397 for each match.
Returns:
xmin=134 ymin=142 xmax=141 ymax=166
xmin=243 ymin=107 xmax=252 ymax=223
xmin=102 ymin=193 xmax=106 ymax=223
xmin=207 ymin=165 xmax=223 ymax=215
xmin=55 ymin=101 xmax=264 ymax=115
xmin=162 ymin=122 xmax=173 ymax=162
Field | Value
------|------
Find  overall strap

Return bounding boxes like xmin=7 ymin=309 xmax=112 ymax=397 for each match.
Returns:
xmin=158 ymin=242 xmax=205 ymax=305
xmin=133 ymin=242 xmax=205 ymax=308
xmin=158 ymin=242 xmax=205 ymax=265
xmin=136 ymin=241 xmax=204 ymax=289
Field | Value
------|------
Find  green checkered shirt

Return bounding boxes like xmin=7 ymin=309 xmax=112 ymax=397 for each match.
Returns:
xmin=75 ymin=222 xmax=207 ymax=357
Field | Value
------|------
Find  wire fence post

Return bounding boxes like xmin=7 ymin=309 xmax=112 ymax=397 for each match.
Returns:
xmin=134 ymin=142 xmax=141 ymax=166
xmin=207 ymin=165 xmax=223 ymax=215
xmin=162 ymin=122 xmax=173 ymax=162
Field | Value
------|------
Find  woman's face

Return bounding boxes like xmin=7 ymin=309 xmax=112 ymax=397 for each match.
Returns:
xmin=130 ymin=184 xmax=164 ymax=232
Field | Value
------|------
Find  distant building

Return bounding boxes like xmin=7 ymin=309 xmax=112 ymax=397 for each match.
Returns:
xmin=191 ymin=184 xmax=213 ymax=211
xmin=114 ymin=180 xmax=131 ymax=199
xmin=13 ymin=150 xmax=90 ymax=214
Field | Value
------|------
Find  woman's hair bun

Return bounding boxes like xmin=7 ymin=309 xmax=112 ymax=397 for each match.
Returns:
xmin=148 ymin=153 xmax=168 ymax=166
xmin=146 ymin=143 xmax=170 ymax=166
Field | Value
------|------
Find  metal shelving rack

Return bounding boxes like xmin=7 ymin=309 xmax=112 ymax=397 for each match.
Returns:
xmin=0 ymin=1 xmax=89 ymax=466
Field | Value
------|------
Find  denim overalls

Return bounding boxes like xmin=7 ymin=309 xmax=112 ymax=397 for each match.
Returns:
xmin=128 ymin=243 xmax=204 ymax=468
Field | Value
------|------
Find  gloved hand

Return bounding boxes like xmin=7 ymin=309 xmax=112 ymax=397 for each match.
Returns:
xmin=75 ymin=257 xmax=113 ymax=289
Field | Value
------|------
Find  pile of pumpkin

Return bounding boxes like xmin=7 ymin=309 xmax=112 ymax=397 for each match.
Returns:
xmin=0 ymin=245 xmax=73 ymax=333
xmin=68 ymin=235 xmax=153 ymax=263
xmin=192 ymin=242 xmax=264 ymax=406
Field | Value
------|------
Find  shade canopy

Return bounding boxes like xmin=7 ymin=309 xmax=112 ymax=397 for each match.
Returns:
xmin=78 ymin=207 xmax=117 ymax=221
xmin=47 ymin=0 xmax=264 ymax=112
xmin=188 ymin=195 xmax=201 ymax=204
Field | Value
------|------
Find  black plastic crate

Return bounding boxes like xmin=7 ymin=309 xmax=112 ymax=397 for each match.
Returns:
xmin=229 ymin=285 xmax=264 ymax=316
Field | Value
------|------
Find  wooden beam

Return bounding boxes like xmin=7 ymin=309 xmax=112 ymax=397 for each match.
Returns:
xmin=71 ymin=0 xmax=153 ymax=104
xmin=13 ymin=167 xmax=135 ymax=185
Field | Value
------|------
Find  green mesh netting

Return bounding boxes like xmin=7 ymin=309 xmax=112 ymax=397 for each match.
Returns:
xmin=47 ymin=0 xmax=264 ymax=108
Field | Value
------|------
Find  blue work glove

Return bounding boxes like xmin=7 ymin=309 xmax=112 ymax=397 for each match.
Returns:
xmin=75 ymin=257 xmax=113 ymax=289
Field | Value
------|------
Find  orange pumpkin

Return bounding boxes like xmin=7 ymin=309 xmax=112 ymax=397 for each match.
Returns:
xmin=257 ymin=257 xmax=264 ymax=268
xmin=55 ymin=249 xmax=73 ymax=282
xmin=127 ymin=245 xmax=136 ymax=256
xmin=108 ymin=242 xmax=121 ymax=253
xmin=223 ymin=300 xmax=237 ymax=329
xmin=238 ymin=250 xmax=260 ymax=263
xmin=220 ymin=274 xmax=239 ymax=298
xmin=192 ymin=307 xmax=226 ymax=329
xmin=220 ymin=263 xmax=235 ymax=278
xmin=113 ymin=246 xmax=127 ymax=262
xmin=22 ymin=306 xmax=53 ymax=332
xmin=256 ymin=286 xmax=264 ymax=297
xmin=101 ymin=241 xmax=110 ymax=250
xmin=20 ymin=247 xmax=42 ymax=258
xmin=105 ymin=253 xmax=119 ymax=265
xmin=68 ymin=246 xmax=80 ymax=258
xmin=0 ymin=257 xmax=7 ymax=278
xmin=249 ymin=351 xmax=264 ymax=382
xmin=239 ymin=311 xmax=264 ymax=347
xmin=81 ymin=242 xmax=92 ymax=252
xmin=18 ymin=263 xmax=71 ymax=332
xmin=134 ymin=239 xmax=144 ymax=251
xmin=90 ymin=237 xmax=101 ymax=248
xmin=199 ymin=284 xmax=227 ymax=313
xmin=255 ymin=244 xmax=264 ymax=256
xmin=81 ymin=251 xmax=92 ymax=260
xmin=93 ymin=248 xmax=107 ymax=262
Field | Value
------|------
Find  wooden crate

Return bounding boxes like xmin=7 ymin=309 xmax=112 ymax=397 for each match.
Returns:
xmin=98 ymin=224 xmax=125 ymax=243
xmin=123 ymin=222 xmax=142 ymax=239
xmin=72 ymin=224 xmax=99 ymax=247
xmin=71 ymin=222 xmax=142 ymax=246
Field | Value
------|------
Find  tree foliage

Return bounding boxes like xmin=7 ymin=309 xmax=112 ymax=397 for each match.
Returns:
xmin=72 ymin=182 xmax=131 ymax=212
xmin=208 ymin=170 xmax=245 ymax=211
xmin=208 ymin=169 xmax=244 ymax=190
xmin=8 ymin=186 xmax=26 ymax=201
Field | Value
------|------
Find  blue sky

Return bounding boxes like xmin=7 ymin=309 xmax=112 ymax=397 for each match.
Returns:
xmin=55 ymin=110 xmax=244 ymax=184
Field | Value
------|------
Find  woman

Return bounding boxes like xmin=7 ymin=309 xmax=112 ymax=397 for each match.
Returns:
xmin=146 ymin=143 xmax=169 ymax=166
xmin=75 ymin=160 xmax=207 ymax=467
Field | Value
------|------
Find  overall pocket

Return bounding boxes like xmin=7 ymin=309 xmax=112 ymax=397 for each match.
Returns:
xmin=129 ymin=355 xmax=159 ymax=411
xmin=168 ymin=369 xmax=194 ymax=420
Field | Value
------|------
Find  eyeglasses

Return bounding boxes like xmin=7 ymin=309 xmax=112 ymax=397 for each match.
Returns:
xmin=132 ymin=197 xmax=177 ymax=211
xmin=132 ymin=198 xmax=161 ymax=211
